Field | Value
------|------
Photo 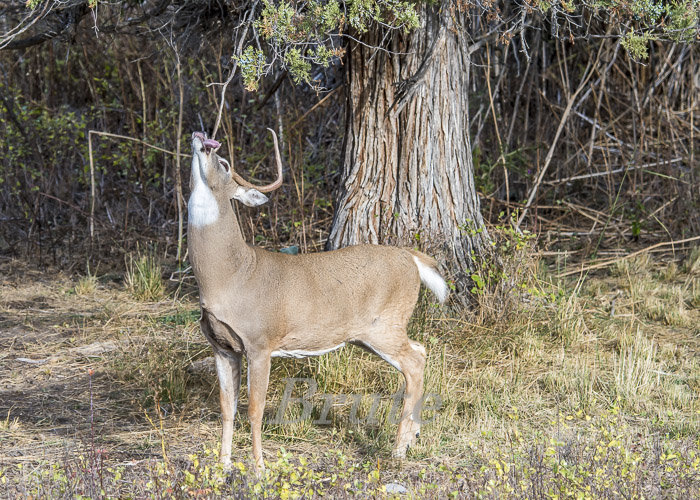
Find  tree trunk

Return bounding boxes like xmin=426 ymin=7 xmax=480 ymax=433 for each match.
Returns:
xmin=328 ymin=4 xmax=488 ymax=295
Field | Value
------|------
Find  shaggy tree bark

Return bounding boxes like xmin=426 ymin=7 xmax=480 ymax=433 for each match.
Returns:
xmin=328 ymin=4 xmax=488 ymax=292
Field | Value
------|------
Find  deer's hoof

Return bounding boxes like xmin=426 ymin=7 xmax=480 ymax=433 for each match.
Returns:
xmin=253 ymin=458 xmax=266 ymax=478
xmin=219 ymin=456 xmax=233 ymax=472
xmin=392 ymin=445 xmax=408 ymax=459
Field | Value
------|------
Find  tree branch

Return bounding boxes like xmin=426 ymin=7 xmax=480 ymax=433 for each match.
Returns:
xmin=1 ymin=2 xmax=90 ymax=51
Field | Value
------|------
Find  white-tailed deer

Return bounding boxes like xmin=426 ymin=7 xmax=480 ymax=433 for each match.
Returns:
xmin=187 ymin=130 xmax=448 ymax=473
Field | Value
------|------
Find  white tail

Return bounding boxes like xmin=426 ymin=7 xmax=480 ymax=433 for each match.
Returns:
xmin=412 ymin=254 xmax=449 ymax=303
xmin=187 ymin=130 xmax=448 ymax=474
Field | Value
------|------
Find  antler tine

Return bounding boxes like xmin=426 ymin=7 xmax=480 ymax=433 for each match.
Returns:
xmin=229 ymin=128 xmax=284 ymax=193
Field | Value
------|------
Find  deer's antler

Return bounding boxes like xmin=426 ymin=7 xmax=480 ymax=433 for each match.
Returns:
xmin=230 ymin=128 xmax=283 ymax=193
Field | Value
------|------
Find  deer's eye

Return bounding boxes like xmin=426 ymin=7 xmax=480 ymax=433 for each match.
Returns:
xmin=219 ymin=158 xmax=230 ymax=173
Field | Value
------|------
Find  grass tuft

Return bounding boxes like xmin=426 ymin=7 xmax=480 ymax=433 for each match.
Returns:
xmin=614 ymin=329 xmax=658 ymax=408
xmin=74 ymin=264 xmax=98 ymax=296
xmin=74 ymin=274 xmax=98 ymax=296
xmin=683 ymin=246 xmax=700 ymax=275
xmin=631 ymin=276 xmax=690 ymax=326
xmin=0 ymin=410 xmax=20 ymax=432
xmin=124 ymin=248 xmax=165 ymax=301
xmin=552 ymin=290 xmax=587 ymax=346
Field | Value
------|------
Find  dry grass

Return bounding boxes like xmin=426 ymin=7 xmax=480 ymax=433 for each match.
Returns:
xmin=0 ymin=246 xmax=698 ymax=497
xmin=73 ymin=272 xmax=98 ymax=297
xmin=124 ymin=247 xmax=165 ymax=302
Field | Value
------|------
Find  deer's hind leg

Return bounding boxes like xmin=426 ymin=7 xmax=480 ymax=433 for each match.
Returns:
xmin=357 ymin=333 xmax=427 ymax=458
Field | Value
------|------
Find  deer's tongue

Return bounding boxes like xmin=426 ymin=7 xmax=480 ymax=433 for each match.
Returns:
xmin=203 ymin=138 xmax=220 ymax=149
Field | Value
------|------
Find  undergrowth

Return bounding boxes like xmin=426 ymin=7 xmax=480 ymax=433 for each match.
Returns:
xmin=2 ymin=412 xmax=697 ymax=498
xmin=0 ymin=241 xmax=698 ymax=498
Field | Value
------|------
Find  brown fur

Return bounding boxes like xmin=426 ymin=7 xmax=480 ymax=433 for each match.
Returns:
xmin=187 ymin=132 xmax=446 ymax=473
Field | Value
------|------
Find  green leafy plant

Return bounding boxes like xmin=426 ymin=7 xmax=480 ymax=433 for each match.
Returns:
xmin=236 ymin=46 xmax=267 ymax=91
xmin=244 ymin=0 xmax=419 ymax=88
xmin=461 ymin=212 xmax=537 ymax=323
xmin=621 ymin=30 xmax=652 ymax=60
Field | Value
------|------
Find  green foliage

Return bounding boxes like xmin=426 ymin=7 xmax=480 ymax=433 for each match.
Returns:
xmin=472 ymin=146 xmax=533 ymax=197
xmin=257 ymin=0 xmax=309 ymax=43
xmin=245 ymin=0 xmax=419 ymax=87
xmin=236 ymin=46 xmax=267 ymax=91
xmin=472 ymin=146 xmax=496 ymax=195
xmin=0 ymin=86 xmax=90 ymax=181
xmin=664 ymin=0 xmax=699 ymax=42
xmin=594 ymin=0 xmax=698 ymax=57
xmin=347 ymin=0 xmax=420 ymax=34
xmin=284 ymin=48 xmax=313 ymax=85
xmin=251 ymin=0 xmax=348 ymax=86
xmin=0 ymin=83 xmax=97 ymax=239
xmin=26 ymin=0 xmax=98 ymax=9
xmin=4 ymin=414 xmax=698 ymax=497
xmin=461 ymin=212 xmax=537 ymax=320
xmin=629 ymin=0 xmax=668 ymax=21
xmin=621 ymin=30 xmax=652 ymax=60
xmin=242 ymin=0 xmax=698 ymax=88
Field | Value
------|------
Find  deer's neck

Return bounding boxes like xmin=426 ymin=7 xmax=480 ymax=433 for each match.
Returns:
xmin=188 ymin=189 xmax=255 ymax=293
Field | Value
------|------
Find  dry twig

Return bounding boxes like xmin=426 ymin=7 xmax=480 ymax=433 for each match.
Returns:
xmin=557 ymin=236 xmax=700 ymax=277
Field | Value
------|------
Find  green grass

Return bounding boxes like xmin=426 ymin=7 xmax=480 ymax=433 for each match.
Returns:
xmin=157 ymin=308 xmax=200 ymax=326
xmin=124 ymin=247 xmax=165 ymax=301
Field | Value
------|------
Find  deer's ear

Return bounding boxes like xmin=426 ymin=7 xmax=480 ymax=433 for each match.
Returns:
xmin=232 ymin=186 xmax=269 ymax=207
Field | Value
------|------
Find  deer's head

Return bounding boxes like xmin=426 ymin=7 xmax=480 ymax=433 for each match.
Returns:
xmin=190 ymin=130 xmax=283 ymax=210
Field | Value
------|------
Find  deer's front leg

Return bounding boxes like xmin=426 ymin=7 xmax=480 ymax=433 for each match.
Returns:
xmin=246 ymin=353 xmax=271 ymax=474
xmin=214 ymin=350 xmax=242 ymax=468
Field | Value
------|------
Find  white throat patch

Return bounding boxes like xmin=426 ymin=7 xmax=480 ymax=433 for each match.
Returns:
xmin=188 ymin=154 xmax=219 ymax=227
xmin=188 ymin=183 xmax=219 ymax=227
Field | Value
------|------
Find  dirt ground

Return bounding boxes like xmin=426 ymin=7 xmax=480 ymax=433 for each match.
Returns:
xmin=0 ymin=259 xmax=216 ymax=465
